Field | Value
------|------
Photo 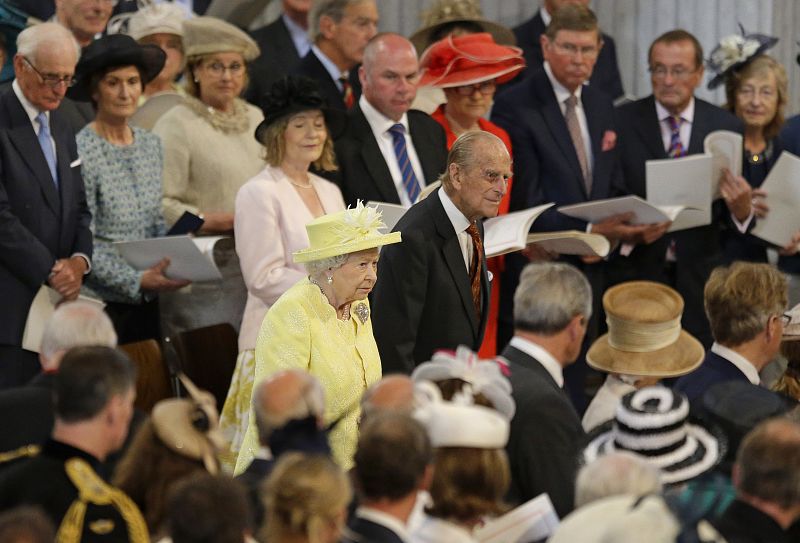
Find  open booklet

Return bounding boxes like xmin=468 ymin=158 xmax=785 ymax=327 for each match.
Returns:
xmin=484 ymin=204 xmax=553 ymax=257
xmin=22 ymin=286 xmax=105 ymax=353
xmin=474 ymin=493 xmax=560 ymax=543
xmin=751 ymin=151 xmax=800 ymax=247
xmin=367 ymin=201 xmax=408 ymax=232
xmin=559 ymin=195 xmax=698 ymax=230
xmin=646 ymin=153 xmax=714 ymax=231
xmin=704 ymin=130 xmax=742 ymax=198
xmin=113 ymin=235 xmax=226 ymax=282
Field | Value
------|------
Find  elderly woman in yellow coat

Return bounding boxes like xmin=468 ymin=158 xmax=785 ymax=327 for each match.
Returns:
xmin=233 ymin=203 xmax=401 ymax=473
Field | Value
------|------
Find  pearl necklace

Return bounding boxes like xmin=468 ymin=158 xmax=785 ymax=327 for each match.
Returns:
xmin=309 ymin=277 xmax=351 ymax=321
xmin=288 ymin=178 xmax=314 ymax=189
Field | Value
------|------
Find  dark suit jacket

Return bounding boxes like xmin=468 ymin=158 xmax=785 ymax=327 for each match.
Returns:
xmin=331 ymin=105 xmax=448 ymax=206
xmin=372 ymin=189 xmax=490 ymax=374
xmin=501 ymin=343 xmax=585 ymax=519
xmin=612 ymin=95 xmax=743 ymax=346
xmin=245 ymin=15 xmax=303 ymax=105
xmin=343 ymin=516 xmax=406 ymax=543
xmin=291 ymin=49 xmax=362 ymax=112
xmin=673 ymin=350 xmax=750 ymax=405
xmin=512 ymin=12 xmax=624 ymax=100
xmin=0 ymin=88 xmax=92 ymax=346
xmin=713 ymin=499 xmax=795 ymax=543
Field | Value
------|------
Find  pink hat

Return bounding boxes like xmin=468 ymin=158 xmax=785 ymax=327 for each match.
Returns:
xmin=419 ymin=32 xmax=525 ymax=88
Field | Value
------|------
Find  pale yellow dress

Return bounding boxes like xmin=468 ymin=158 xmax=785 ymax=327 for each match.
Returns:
xmin=232 ymin=278 xmax=382 ymax=474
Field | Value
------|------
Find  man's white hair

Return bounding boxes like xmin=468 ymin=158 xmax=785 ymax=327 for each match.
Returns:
xmin=40 ymin=301 xmax=117 ymax=363
xmin=16 ymin=22 xmax=80 ymax=63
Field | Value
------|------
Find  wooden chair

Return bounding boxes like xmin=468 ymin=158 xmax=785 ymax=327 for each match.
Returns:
xmin=170 ymin=323 xmax=238 ymax=409
xmin=119 ymin=339 xmax=174 ymax=413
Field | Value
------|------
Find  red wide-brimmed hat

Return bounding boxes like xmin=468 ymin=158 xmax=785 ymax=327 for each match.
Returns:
xmin=419 ymin=32 xmax=525 ymax=88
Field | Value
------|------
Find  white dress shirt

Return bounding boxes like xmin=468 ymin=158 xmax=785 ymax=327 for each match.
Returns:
xmin=544 ymin=62 xmax=594 ymax=172
xmin=359 ymin=94 xmax=427 ymax=206
xmin=283 ymin=13 xmax=311 ymax=58
xmin=711 ymin=342 xmax=761 ymax=385
xmin=438 ymin=188 xmax=473 ymax=271
xmin=508 ymin=336 xmax=565 ymax=387
xmin=311 ymin=45 xmax=346 ymax=92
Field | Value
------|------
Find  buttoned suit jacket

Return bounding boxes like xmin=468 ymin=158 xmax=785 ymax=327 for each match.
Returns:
xmin=0 ymin=88 xmax=92 ymax=347
xmin=501 ymin=344 xmax=585 ymax=519
xmin=612 ymin=95 xmax=743 ymax=346
xmin=291 ymin=49 xmax=362 ymax=112
xmin=673 ymin=350 xmax=750 ymax=405
xmin=343 ymin=517 xmax=406 ymax=543
xmin=245 ymin=15 xmax=303 ymax=104
xmin=371 ymin=189 xmax=490 ymax=375
xmin=330 ymin=104 xmax=448 ymax=207
xmin=512 ymin=11 xmax=625 ymax=100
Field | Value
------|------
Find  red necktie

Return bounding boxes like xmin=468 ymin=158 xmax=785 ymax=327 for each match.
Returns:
xmin=340 ymin=75 xmax=355 ymax=109
xmin=466 ymin=223 xmax=483 ymax=317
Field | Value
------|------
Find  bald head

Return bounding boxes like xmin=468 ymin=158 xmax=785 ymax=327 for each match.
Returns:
xmin=253 ymin=369 xmax=325 ymax=445
xmin=361 ymin=375 xmax=415 ymax=421
xmin=360 ymin=33 xmax=420 ymax=121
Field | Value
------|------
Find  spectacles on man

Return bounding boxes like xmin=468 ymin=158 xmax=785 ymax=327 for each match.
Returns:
xmin=649 ymin=65 xmax=697 ymax=81
xmin=779 ymin=312 xmax=792 ymax=326
xmin=552 ymin=41 xmax=600 ymax=60
xmin=453 ymin=81 xmax=496 ymax=96
xmin=23 ymin=57 xmax=76 ymax=89
xmin=204 ymin=61 xmax=245 ymax=77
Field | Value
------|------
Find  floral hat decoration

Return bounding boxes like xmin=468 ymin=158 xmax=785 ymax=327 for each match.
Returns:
xmin=293 ymin=201 xmax=402 ymax=263
xmin=707 ymin=24 xmax=779 ymax=90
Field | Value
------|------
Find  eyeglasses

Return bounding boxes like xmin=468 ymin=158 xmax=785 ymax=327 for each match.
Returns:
xmin=780 ymin=312 xmax=792 ymax=326
xmin=737 ymin=86 xmax=777 ymax=101
xmin=649 ymin=65 xmax=697 ymax=80
xmin=23 ymin=57 xmax=76 ymax=89
xmin=453 ymin=81 xmax=496 ymax=96
xmin=552 ymin=41 xmax=600 ymax=60
xmin=204 ymin=61 xmax=245 ymax=77
xmin=84 ymin=0 xmax=118 ymax=6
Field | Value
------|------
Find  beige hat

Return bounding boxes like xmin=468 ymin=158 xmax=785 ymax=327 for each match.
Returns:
xmin=151 ymin=374 xmax=226 ymax=474
xmin=183 ymin=16 xmax=260 ymax=61
xmin=127 ymin=3 xmax=186 ymax=41
xmin=587 ymin=281 xmax=704 ymax=377
xmin=409 ymin=0 xmax=516 ymax=55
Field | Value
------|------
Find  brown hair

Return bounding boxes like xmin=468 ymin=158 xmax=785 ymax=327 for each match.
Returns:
xmin=704 ymin=262 xmax=787 ymax=346
xmin=736 ymin=418 xmax=800 ymax=508
xmin=426 ymin=447 xmax=510 ymax=522
xmin=773 ymin=341 xmax=800 ymax=400
xmin=544 ymin=4 xmax=599 ymax=41
xmin=183 ymin=53 xmax=249 ymax=99
xmin=648 ymin=29 xmax=703 ymax=70
xmin=88 ymin=64 xmax=146 ymax=110
xmin=723 ymin=54 xmax=788 ymax=141
xmin=258 ymin=113 xmax=338 ymax=171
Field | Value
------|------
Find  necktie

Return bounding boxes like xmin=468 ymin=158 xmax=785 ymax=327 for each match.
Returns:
xmin=466 ymin=222 xmax=483 ymax=317
xmin=388 ymin=124 xmax=421 ymax=202
xmin=36 ymin=112 xmax=58 ymax=187
xmin=564 ymin=94 xmax=591 ymax=194
xmin=667 ymin=115 xmax=685 ymax=157
xmin=339 ymin=74 xmax=355 ymax=109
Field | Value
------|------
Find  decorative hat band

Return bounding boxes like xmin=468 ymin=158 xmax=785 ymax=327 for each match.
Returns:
xmin=606 ymin=313 xmax=681 ymax=353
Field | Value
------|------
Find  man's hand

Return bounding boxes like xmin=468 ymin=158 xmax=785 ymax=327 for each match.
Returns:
xmin=48 ymin=256 xmax=87 ymax=300
xmin=638 ymin=221 xmax=671 ymax=245
xmin=522 ymin=243 xmax=557 ymax=262
xmin=719 ymin=168 xmax=752 ymax=223
xmin=141 ymin=258 xmax=191 ymax=292
xmin=779 ymin=231 xmax=800 ymax=257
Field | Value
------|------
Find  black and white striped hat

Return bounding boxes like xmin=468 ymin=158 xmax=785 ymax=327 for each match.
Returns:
xmin=583 ymin=387 xmax=724 ymax=485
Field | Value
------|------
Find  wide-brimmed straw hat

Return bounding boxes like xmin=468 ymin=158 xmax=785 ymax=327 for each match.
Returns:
xmin=151 ymin=374 xmax=225 ymax=474
xmin=127 ymin=2 xmax=185 ymax=40
xmin=73 ymin=34 xmax=166 ymax=101
xmin=254 ymin=76 xmax=346 ymax=143
xmin=293 ymin=201 xmax=402 ymax=264
xmin=707 ymin=24 xmax=779 ymax=89
xmin=409 ymin=0 xmax=516 ymax=54
xmin=587 ymin=281 xmax=704 ymax=377
xmin=183 ymin=16 xmax=260 ymax=61
xmin=584 ymin=387 xmax=725 ymax=485
xmin=419 ymin=32 xmax=525 ymax=88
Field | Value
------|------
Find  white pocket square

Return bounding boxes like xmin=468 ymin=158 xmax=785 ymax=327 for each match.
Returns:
xmin=488 ymin=271 xmax=494 ymax=282
xmin=70 ymin=158 xmax=81 ymax=168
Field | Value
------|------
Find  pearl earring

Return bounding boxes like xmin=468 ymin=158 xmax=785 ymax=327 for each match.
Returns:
xmin=326 ymin=275 xmax=333 ymax=284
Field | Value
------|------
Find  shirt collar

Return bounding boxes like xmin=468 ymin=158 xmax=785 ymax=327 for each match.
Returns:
xmin=360 ymin=94 xmax=410 ymax=138
xmin=655 ymin=96 xmax=695 ymax=124
xmin=12 ymin=78 xmax=48 ymax=126
xmin=282 ymin=13 xmax=311 ymax=58
xmin=508 ymin=336 xmax=564 ymax=387
xmin=311 ymin=44 xmax=346 ymax=82
xmin=540 ymin=6 xmax=552 ymax=26
xmin=711 ymin=342 xmax=761 ymax=385
xmin=544 ymin=61 xmax=583 ymax=104
xmin=438 ymin=186 xmax=471 ymax=235
xmin=356 ymin=507 xmax=411 ymax=542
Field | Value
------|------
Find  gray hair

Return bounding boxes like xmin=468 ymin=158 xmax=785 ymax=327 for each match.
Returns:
xmin=308 ymin=0 xmax=368 ymax=43
xmin=438 ymin=131 xmax=507 ymax=190
xmin=40 ymin=301 xmax=117 ymax=364
xmin=575 ymin=451 xmax=662 ymax=508
xmin=304 ymin=253 xmax=348 ymax=276
xmin=17 ymin=23 xmax=80 ymax=63
xmin=513 ymin=262 xmax=592 ymax=334
xmin=253 ymin=370 xmax=325 ymax=445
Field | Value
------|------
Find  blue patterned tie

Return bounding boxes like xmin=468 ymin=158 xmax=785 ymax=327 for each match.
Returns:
xmin=36 ymin=112 xmax=58 ymax=187
xmin=667 ymin=115 xmax=685 ymax=158
xmin=388 ymin=123 xmax=421 ymax=202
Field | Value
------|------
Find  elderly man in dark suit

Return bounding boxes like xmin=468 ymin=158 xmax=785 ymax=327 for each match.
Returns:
xmin=612 ymin=29 xmax=744 ymax=347
xmin=0 ymin=22 xmax=92 ymax=388
xmin=501 ymin=261 xmax=590 ymax=518
xmin=675 ymin=262 xmax=787 ymax=405
xmin=332 ymin=32 xmax=447 ymax=207
xmin=290 ymin=0 xmax=378 ymax=112
xmin=513 ymin=0 xmax=624 ymax=100
xmin=372 ymin=131 xmax=509 ymax=374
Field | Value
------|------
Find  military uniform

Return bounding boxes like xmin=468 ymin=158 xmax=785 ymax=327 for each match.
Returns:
xmin=0 ymin=439 xmax=148 ymax=542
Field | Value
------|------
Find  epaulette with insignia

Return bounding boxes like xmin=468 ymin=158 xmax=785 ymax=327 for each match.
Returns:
xmin=0 ymin=444 xmax=40 ymax=464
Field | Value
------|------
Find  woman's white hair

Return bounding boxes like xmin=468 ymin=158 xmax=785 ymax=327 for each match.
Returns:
xmin=304 ymin=253 xmax=348 ymax=276
xmin=17 ymin=23 xmax=80 ymax=62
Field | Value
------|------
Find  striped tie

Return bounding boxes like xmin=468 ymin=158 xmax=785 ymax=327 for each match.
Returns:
xmin=388 ymin=123 xmax=421 ymax=202
xmin=666 ymin=115 xmax=685 ymax=158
